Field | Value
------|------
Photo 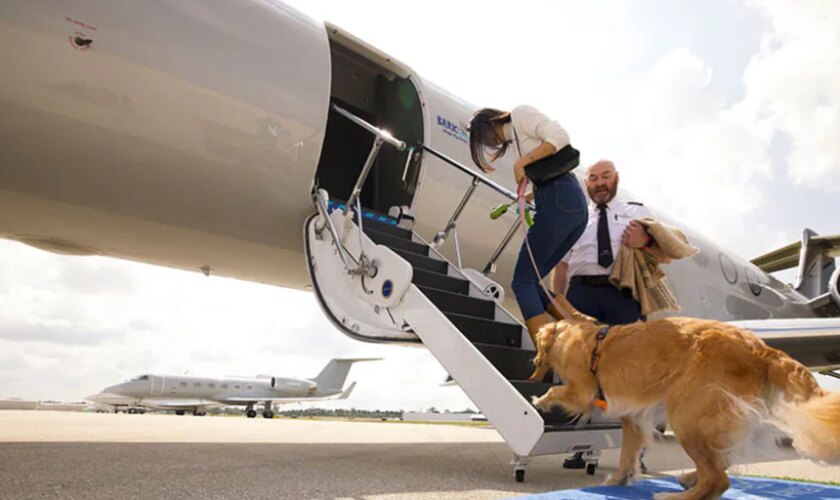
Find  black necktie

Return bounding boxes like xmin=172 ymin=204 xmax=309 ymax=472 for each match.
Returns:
xmin=597 ymin=203 xmax=613 ymax=268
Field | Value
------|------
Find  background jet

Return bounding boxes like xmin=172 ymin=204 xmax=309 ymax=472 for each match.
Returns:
xmin=86 ymin=358 xmax=375 ymax=418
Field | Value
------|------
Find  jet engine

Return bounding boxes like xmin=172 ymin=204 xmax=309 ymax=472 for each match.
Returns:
xmin=270 ymin=377 xmax=317 ymax=396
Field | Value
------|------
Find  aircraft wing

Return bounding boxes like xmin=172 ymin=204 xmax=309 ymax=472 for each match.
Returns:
xmin=731 ymin=318 xmax=840 ymax=370
xmin=751 ymin=234 xmax=840 ymax=273
xmin=143 ymin=399 xmax=222 ymax=409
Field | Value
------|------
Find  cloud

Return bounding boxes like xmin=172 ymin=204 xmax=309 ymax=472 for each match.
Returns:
xmin=0 ymin=318 xmax=124 ymax=346
xmin=57 ymin=259 xmax=135 ymax=294
xmin=740 ymin=0 xmax=840 ymax=191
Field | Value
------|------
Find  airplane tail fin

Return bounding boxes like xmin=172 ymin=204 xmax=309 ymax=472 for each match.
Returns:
xmin=310 ymin=358 xmax=380 ymax=391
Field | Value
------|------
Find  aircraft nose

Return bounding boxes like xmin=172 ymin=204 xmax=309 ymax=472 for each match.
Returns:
xmin=85 ymin=393 xmax=104 ymax=403
xmin=104 ymin=383 xmax=128 ymax=395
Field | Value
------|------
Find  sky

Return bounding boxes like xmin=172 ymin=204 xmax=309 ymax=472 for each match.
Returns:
xmin=1 ymin=0 xmax=839 ymax=408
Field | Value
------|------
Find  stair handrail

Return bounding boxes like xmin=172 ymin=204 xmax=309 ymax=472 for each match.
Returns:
xmin=329 ymin=104 xmax=413 ymax=277
xmin=326 ymin=106 xmax=528 ymax=277
xmin=422 ymin=145 xmax=530 ymax=274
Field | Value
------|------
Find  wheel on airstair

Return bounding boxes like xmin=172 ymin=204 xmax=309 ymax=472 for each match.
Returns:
xmin=515 ymin=469 xmax=525 ymax=483
xmin=586 ymin=462 xmax=597 ymax=475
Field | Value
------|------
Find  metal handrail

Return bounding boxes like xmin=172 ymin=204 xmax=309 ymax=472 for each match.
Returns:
xmin=324 ymin=105 xmax=528 ymax=278
xmin=332 ymin=104 xmax=407 ymax=151
xmin=422 ymin=145 xmax=533 ymax=276
xmin=422 ymin=145 xmax=531 ymax=206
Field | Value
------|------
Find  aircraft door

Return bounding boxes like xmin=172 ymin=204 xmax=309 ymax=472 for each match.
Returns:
xmin=151 ymin=376 xmax=165 ymax=396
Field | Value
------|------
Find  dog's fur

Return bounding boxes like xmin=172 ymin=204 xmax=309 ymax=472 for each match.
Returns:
xmin=530 ymin=317 xmax=840 ymax=500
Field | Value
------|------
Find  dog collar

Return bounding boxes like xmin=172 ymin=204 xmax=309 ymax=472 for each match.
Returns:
xmin=590 ymin=325 xmax=611 ymax=410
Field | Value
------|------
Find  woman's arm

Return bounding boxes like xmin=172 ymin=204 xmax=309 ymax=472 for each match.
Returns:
xmin=513 ymin=141 xmax=558 ymax=184
xmin=552 ymin=261 xmax=570 ymax=295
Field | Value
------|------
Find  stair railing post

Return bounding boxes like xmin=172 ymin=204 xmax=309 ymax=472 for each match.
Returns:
xmin=313 ymin=191 xmax=353 ymax=271
xmin=432 ymin=177 xmax=480 ymax=249
xmin=345 ymin=135 xmax=385 ymax=215
xmin=452 ymin=227 xmax=463 ymax=269
xmin=483 ymin=218 xmax=521 ymax=276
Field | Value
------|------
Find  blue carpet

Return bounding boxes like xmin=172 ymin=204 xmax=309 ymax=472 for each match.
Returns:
xmin=515 ymin=476 xmax=840 ymax=499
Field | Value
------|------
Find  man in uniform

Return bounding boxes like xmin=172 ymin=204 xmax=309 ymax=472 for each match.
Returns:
xmin=552 ymin=159 xmax=656 ymax=469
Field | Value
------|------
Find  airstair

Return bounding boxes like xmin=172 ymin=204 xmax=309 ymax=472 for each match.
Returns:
xmin=305 ymin=105 xmax=621 ymax=481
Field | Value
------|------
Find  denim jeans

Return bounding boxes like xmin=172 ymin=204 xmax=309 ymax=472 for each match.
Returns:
xmin=511 ymin=173 xmax=588 ymax=320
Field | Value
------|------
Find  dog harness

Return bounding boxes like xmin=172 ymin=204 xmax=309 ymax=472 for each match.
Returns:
xmin=589 ymin=325 xmax=610 ymax=411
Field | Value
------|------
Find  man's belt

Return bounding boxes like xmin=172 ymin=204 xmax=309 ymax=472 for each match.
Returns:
xmin=571 ymin=275 xmax=612 ymax=287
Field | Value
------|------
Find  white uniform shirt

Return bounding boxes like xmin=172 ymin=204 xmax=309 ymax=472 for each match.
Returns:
xmin=563 ymin=198 xmax=652 ymax=277
xmin=503 ymin=105 xmax=570 ymax=159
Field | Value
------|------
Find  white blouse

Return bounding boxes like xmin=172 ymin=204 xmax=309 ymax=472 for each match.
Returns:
xmin=503 ymin=105 xmax=570 ymax=158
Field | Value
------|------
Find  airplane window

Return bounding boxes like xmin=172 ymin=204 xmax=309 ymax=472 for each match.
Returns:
xmin=139 ymin=375 xmax=149 ymax=381
xmin=208 ymin=383 xmax=216 ymax=389
xmin=719 ymin=253 xmax=738 ymax=284
xmin=180 ymin=382 xmax=188 ymax=387
xmin=194 ymin=383 xmax=201 ymax=388
xmin=247 ymin=385 xmax=253 ymax=390
xmin=234 ymin=384 xmax=241 ymax=390
xmin=221 ymin=384 xmax=229 ymax=389
xmin=745 ymin=267 xmax=762 ymax=296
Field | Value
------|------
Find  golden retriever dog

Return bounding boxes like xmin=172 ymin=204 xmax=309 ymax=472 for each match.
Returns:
xmin=530 ymin=316 xmax=840 ymax=500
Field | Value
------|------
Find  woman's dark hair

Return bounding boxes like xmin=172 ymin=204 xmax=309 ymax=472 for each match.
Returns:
xmin=467 ymin=108 xmax=512 ymax=173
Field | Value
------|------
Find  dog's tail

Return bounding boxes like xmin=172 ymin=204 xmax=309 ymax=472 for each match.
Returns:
xmin=766 ymin=350 xmax=840 ymax=464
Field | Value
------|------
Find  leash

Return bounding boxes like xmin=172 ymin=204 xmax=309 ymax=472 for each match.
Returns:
xmin=516 ymin=179 xmax=575 ymax=322
xmin=516 ymin=178 xmax=607 ymax=410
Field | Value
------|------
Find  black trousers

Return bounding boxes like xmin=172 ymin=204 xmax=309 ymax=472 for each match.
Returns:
xmin=567 ymin=277 xmax=643 ymax=325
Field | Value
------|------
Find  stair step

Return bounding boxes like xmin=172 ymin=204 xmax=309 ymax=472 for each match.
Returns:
xmin=474 ymin=343 xmax=535 ymax=380
xmin=510 ymin=380 xmax=553 ymax=399
xmin=362 ymin=217 xmax=413 ymax=240
xmin=510 ymin=380 xmax=578 ymax=425
xmin=544 ymin=422 xmax=622 ymax=432
xmin=413 ymin=269 xmax=470 ymax=295
xmin=393 ymin=249 xmax=448 ymax=274
xmin=366 ymin=228 xmax=429 ymax=256
xmin=446 ymin=313 xmax=522 ymax=348
xmin=418 ymin=286 xmax=495 ymax=320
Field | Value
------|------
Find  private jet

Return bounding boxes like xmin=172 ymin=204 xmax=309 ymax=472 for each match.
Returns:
xmin=2 ymin=0 xmax=838 ymax=480
xmin=85 ymin=358 xmax=371 ymax=417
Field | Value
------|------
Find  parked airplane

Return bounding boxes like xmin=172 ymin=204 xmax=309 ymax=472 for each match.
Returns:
xmin=85 ymin=358 xmax=372 ymax=418
xmin=2 ymin=0 xmax=838 ymax=480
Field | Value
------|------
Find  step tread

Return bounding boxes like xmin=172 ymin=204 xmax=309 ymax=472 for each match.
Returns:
xmin=473 ymin=342 xmax=535 ymax=380
xmin=544 ymin=422 xmax=622 ymax=432
xmin=366 ymin=228 xmax=429 ymax=256
xmin=412 ymin=269 xmax=470 ymax=295
xmin=417 ymin=285 xmax=495 ymax=320
xmin=445 ymin=312 xmax=522 ymax=348
xmin=393 ymin=249 xmax=448 ymax=274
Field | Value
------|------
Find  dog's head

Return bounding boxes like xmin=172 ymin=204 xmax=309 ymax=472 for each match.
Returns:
xmin=529 ymin=320 xmax=575 ymax=381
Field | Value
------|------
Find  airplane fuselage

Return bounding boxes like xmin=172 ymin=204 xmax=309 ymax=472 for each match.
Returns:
xmin=0 ymin=0 xmax=822 ymax=336
xmin=111 ymin=374 xmax=323 ymax=400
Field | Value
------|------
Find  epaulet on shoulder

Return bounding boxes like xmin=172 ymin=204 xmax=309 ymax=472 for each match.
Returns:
xmin=627 ymin=201 xmax=644 ymax=206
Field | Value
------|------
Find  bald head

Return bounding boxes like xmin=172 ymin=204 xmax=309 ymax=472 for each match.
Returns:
xmin=585 ymin=160 xmax=620 ymax=204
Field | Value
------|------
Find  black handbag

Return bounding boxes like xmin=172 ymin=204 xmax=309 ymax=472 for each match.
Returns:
xmin=513 ymin=127 xmax=580 ymax=186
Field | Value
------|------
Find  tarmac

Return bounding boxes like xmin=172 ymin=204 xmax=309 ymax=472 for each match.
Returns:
xmin=0 ymin=411 xmax=837 ymax=499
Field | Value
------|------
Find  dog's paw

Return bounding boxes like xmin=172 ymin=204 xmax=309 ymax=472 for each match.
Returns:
xmin=676 ymin=470 xmax=698 ymax=490
xmin=531 ymin=395 xmax=546 ymax=410
xmin=602 ymin=472 xmax=633 ymax=486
